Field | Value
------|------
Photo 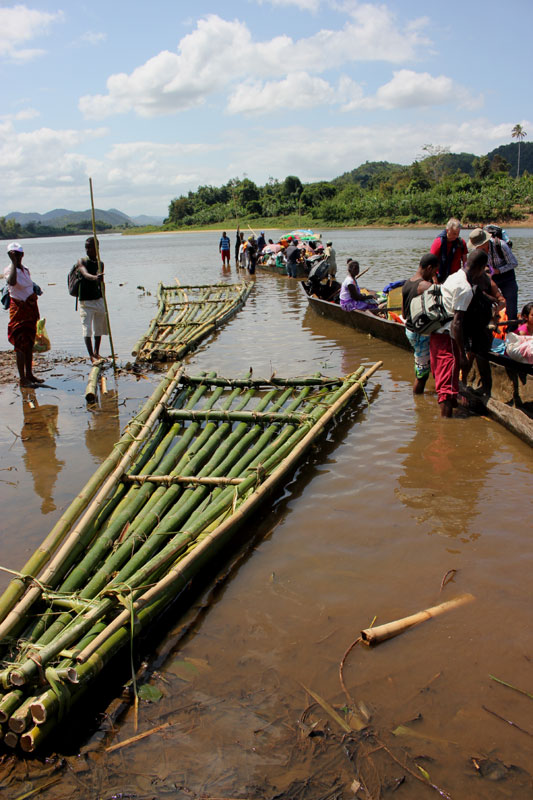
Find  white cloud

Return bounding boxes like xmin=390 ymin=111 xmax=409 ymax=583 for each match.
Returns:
xmin=228 ymin=72 xmax=335 ymax=115
xmin=0 ymin=108 xmax=40 ymax=122
xmin=341 ymin=70 xmax=479 ymax=111
xmin=259 ymin=0 xmax=321 ymax=10
xmin=80 ymin=31 xmax=107 ymax=45
xmin=79 ymin=10 xmax=431 ymax=119
xmin=0 ymin=5 xmax=63 ymax=62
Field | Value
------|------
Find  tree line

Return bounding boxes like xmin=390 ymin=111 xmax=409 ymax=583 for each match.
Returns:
xmin=165 ymin=143 xmax=533 ymax=229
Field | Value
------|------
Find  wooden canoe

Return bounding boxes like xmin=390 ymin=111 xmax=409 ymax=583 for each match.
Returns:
xmin=301 ymin=281 xmax=410 ymax=350
xmin=0 ymin=361 xmax=381 ymax=752
xmin=301 ymin=282 xmax=533 ymax=447
xmin=133 ymin=282 xmax=252 ymax=361
xmin=257 ymin=257 xmax=307 ymax=278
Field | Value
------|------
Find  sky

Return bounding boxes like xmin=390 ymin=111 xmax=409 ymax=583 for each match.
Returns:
xmin=1 ymin=0 xmax=532 ymax=218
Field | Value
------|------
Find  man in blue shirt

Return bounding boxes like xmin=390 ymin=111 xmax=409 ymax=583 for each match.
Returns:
xmin=219 ymin=231 xmax=231 ymax=266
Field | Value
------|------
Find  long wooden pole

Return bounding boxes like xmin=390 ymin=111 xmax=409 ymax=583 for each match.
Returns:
xmin=89 ymin=177 xmax=117 ymax=371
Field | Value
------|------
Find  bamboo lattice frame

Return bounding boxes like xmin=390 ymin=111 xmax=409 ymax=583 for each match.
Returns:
xmin=0 ymin=361 xmax=381 ymax=752
xmin=132 ymin=282 xmax=253 ymax=362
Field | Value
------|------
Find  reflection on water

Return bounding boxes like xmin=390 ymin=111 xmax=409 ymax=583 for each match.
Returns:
xmin=396 ymin=407 xmax=489 ymax=542
xmin=84 ymin=384 xmax=121 ymax=463
xmin=20 ymin=389 xmax=63 ymax=514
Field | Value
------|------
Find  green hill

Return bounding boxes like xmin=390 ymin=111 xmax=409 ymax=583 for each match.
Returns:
xmin=487 ymin=141 xmax=533 ymax=175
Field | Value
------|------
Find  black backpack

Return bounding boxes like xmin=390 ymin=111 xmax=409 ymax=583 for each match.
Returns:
xmin=68 ymin=262 xmax=82 ymax=301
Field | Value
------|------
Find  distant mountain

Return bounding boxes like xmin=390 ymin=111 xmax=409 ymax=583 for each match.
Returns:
xmin=6 ymin=208 xmax=137 ymax=227
xmin=131 ymin=214 xmax=165 ymax=226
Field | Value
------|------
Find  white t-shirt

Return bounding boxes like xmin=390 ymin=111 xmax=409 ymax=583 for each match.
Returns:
xmin=3 ymin=264 xmax=34 ymax=301
xmin=340 ymin=274 xmax=356 ymax=303
xmin=435 ymin=269 xmax=473 ymax=333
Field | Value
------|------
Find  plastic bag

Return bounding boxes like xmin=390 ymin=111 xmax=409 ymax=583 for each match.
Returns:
xmin=34 ymin=318 xmax=51 ymax=352
xmin=505 ymin=332 xmax=533 ymax=365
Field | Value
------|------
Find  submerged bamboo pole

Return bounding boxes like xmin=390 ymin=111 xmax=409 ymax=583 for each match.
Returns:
xmin=361 ymin=593 xmax=475 ymax=646
xmin=85 ymin=364 xmax=101 ymax=403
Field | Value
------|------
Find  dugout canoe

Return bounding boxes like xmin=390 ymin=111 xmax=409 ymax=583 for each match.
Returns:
xmin=256 ymin=257 xmax=308 ymax=278
xmin=133 ymin=281 xmax=252 ymax=361
xmin=301 ymin=282 xmax=533 ymax=447
xmin=0 ymin=360 xmax=381 ymax=753
xmin=301 ymin=281 xmax=410 ymax=350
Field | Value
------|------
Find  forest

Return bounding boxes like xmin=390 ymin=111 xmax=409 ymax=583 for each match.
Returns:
xmin=164 ymin=142 xmax=533 ymax=230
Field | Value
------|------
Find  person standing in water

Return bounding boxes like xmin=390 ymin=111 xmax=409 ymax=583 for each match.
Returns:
xmin=401 ymin=253 xmax=439 ymax=394
xmin=4 ymin=241 xmax=44 ymax=386
xmin=76 ymin=236 xmax=109 ymax=364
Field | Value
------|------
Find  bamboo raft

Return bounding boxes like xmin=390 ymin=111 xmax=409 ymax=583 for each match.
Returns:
xmin=132 ymin=282 xmax=252 ymax=361
xmin=0 ymin=360 xmax=381 ymax=753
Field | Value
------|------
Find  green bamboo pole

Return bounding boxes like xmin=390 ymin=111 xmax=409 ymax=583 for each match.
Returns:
xmin=89 ymin=177 xmax=116 ymax=371
xmin=0 ymin=690 xmax=24 ymax=723
xmin=164 ymin=409 xmax=310 ymax=424
xmin=0 ymin=362 xmax=184 ymax=637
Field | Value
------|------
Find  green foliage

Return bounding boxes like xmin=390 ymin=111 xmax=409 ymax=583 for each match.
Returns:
xmin=161 ymin=155 xmax=533 ymax=230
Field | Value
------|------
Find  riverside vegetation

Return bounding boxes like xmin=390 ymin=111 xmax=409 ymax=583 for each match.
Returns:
xmin=158 ymin=143 xmax=533 ymax=232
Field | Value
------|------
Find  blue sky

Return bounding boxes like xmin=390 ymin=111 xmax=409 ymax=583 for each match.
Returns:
xmin=1 ymin=0 xmax=531 ymax=217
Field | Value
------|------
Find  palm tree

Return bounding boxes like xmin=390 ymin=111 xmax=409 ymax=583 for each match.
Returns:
xmin=511 ymin=124 xmax=527 ymax=177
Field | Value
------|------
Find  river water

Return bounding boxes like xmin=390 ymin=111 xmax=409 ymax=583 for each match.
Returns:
xmin=0 ymin=228 xmax=532 ymax=799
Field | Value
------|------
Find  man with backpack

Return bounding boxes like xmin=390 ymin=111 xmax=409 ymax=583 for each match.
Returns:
xmin=73 ymin=237 xmax=108 ymax=364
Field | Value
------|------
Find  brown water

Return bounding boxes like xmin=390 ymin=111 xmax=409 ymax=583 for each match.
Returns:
xmin=0 ymin=230 xmax=532 ymax=799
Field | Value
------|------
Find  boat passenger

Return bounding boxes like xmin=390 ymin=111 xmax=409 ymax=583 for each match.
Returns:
xmin=517 ymin=302 xmax=533 ymax=336
xmin=430 ymin=218 xmax=467 ymax=283
xmin=429 ymin=247 xmax=488 ymax=417
xmin=325 ymin=241 xmax=337 ymax=279
xmin=469 ymin=226 xmax=519 ymax=330
xmin=401 ymin=253 xmax=439 ymax=394
xmin=235 ymin=228 xmax=242 ymax=266
xmin=285 ymin=240 xmax=302 ymax=278
xmin=257 ymin=231 xmax=266 ymax=252
xmin=340 ymin=260 xmax=380 ymax=312
xmin=4 ymin=242 xmax=44 ymax=386
xmin=246 ymin=236 xmax=257 ymax=275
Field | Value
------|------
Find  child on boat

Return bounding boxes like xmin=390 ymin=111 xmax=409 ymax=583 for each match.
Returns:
xmin=340 ymin=260 xmax=381 ymax=312
xmin=517 ymin=302 xmax=533 ymax=336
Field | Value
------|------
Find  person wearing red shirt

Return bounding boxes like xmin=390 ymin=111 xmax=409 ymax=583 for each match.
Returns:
xmin=430 ymin=218 xmax=467 ymax=283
